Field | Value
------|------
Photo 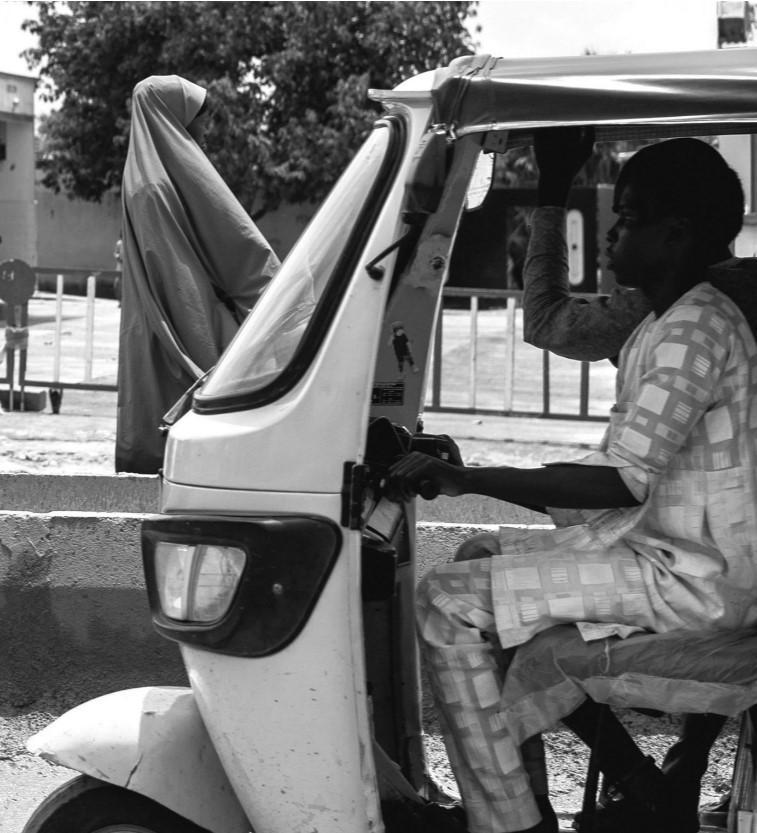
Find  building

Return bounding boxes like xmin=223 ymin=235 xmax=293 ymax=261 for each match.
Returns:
xmin=717 ymin=0 xmax=755 ymax=47
xmin=0 ymin=71 xmax=36 ymax=265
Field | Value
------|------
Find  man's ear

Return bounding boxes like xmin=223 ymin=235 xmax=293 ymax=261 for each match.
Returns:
xmin=665 ymin=216 xmax=693 ymax=242
xmin=663 ymin=216 xmax=695 ymax=255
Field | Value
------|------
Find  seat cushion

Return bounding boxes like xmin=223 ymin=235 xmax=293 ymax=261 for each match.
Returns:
xmin=499 ymin=625 xmax=757 ymax=745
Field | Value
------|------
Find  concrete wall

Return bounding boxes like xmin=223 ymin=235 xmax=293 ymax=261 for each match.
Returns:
xmin=255 ymin=201 xmax=317 ymax=261
xmin=0 ymin=473 xmax=159 ymax=513
xmin=0 ymin=510 xmax=186 ymax=707
xmin=35 ymin=187 xmax=123 ymax=270
xmin=34 ymin=188 xmax=317 ymax=271
xmin=0 ymin=495 xmax=531 ymax=705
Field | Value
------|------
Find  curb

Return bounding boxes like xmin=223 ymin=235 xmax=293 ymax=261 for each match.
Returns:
xmin=0 ymin=473 xmax=159 ymax=513
xmin=0 ymin=511 xmax=547 ymax=704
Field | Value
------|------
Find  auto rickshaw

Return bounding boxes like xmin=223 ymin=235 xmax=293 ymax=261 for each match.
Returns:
xmin=21 ymin=47 xmax=757 ymax=833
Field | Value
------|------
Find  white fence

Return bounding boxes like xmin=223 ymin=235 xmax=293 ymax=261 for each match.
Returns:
xmin=428 ymin=288 xmax=615 ymax=421
xmin=16 ymin=268 xmax=119 ymax=400
xmin=14 ymin=272 xmax=615 ymax=421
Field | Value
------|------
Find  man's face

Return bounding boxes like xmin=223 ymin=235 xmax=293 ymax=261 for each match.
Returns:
xmin=606 ymin=184 xmax=678 ymax=291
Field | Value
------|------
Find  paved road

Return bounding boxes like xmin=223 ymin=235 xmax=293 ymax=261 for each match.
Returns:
xmin=1 ymin=758 xmax=73 ymax=833
xmin=4 ymin=721 xmax=738 ymax=833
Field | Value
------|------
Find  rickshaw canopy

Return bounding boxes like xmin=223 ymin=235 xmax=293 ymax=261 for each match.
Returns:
xmin=373 ymin=49 xmax=757 ymax=143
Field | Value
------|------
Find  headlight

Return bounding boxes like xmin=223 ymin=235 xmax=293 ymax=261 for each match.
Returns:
xmin=154 ymin=541 xmax=246 ymax=623
xmin=142 ymin=517 xmax=341 ymax=657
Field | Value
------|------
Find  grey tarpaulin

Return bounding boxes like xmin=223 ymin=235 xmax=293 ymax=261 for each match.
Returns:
xmin=500 ymin=625 xmax=757 ymax=746
xmin=429 ymin=50 xmax=757 ymax=142
xmin=116 ymin=75 xmax=279 ymax=473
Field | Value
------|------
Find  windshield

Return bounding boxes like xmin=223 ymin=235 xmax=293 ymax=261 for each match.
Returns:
xmin=197 ymin=123 xmax=396 ymax=406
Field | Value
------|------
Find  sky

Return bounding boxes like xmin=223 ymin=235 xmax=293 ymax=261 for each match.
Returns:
xmin=473 ymin=0 xmax=717 ymax=56
xmin=0 ymin=0 xmax=725 ymax=111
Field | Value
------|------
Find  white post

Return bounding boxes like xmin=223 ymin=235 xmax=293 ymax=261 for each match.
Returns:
xmin=503 ymin=296 xmax=516 ymax=412
xmin=84 ymin=275 xmax=96 ymax=382
xmin=468 ymin=294 xmax=478 ymax=409
xmin=53 ymin=274 xmax=64 ymax=383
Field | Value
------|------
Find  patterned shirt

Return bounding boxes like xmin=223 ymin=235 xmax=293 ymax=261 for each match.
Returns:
xmin=494 ymin=282 xmax=757 ymax=642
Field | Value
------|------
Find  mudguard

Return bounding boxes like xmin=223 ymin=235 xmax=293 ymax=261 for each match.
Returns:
xmin=26 ymin=686 xmax=250 ymax=833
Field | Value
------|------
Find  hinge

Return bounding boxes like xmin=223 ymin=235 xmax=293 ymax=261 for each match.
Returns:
xmin=341 ymin=461 xmax=368 ymax=530
xmin=364 ymin=228 xmax=415 ymax=281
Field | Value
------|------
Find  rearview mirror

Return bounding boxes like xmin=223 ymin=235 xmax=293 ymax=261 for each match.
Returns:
xmin=464 ymin=150 xmax=494 ymax=211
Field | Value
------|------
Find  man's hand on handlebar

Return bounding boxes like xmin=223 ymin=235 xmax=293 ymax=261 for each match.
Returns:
xmin=386 ymin=448 xmax=465 ymax=502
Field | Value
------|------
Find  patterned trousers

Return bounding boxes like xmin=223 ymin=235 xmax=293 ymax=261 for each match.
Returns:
xmin=416 ymin=532 xmax=660 ymax=832
xmin=417 ymin=557 xmax=549 ymax=833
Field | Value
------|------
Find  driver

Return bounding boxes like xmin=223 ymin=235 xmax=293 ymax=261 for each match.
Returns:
xmin=520 ymin=127 xmax=750 ymax=833
xmin=388 ymin=137 xmax=757 ymax=833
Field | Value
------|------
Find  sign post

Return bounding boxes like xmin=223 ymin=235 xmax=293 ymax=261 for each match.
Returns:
xmin=0 ymin=259 xmax=37 ymax=411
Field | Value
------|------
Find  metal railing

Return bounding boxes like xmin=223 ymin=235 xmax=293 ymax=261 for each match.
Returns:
xmin=11 ymin=268 xmax=120 ymax=398
xmin=427 ymin=287 xmax=614 ymax=422
xmin=11 ymin=272 xmax=614 ymax=422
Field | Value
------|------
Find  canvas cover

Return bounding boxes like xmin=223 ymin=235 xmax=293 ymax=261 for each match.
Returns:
xmin=116 ymin=75 xmax=279 ymax=473
xmin=430 ymin=49 xmax=757 ymax=142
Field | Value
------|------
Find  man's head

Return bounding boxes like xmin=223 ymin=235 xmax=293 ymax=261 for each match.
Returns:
xmin=608 ymin=138 xmax=744 ymax=290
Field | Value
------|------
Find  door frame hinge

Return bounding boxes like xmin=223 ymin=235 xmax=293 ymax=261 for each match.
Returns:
xmin=341 ymin=461 xmax=368 ymax=529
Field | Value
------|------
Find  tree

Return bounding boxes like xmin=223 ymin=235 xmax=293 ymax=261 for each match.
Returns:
xmin=24 ymin=1 xmax=478 ymax=217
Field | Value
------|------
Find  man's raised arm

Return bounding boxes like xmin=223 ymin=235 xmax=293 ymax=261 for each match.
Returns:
xmin=522 ymin=128 xmax=650 ymax=361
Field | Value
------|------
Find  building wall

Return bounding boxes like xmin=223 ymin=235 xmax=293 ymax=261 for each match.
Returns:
xmin=255 ymin=200 xmax=317 ymax=260
xmin=35 ymin=187 xmax=316 ymax=270
xmin=36 ymin=187 xmax=123 ymax=270
xmin=0 ymin=72 xmax=36 ymax=265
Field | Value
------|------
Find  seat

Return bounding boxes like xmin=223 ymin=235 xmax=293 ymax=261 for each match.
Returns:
xmin=500 ymin=625 xmax=757 ymax=832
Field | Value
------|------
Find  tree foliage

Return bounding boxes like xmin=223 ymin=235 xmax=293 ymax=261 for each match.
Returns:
xmin=23 ymin=1 xmax=478 ymax=216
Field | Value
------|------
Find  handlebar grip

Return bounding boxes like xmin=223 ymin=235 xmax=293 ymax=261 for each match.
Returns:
xmin=418 ymin=480 xmax=440 ymax=501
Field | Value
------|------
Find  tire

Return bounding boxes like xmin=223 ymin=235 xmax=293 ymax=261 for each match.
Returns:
xmin=22 ymin=774 xmax=212 ymax=833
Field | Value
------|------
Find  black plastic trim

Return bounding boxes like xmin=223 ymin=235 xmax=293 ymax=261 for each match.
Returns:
xmin=193 ymin=115 xmax=408 ymax=415
xmin=142 ymin=516 xmax=341 ymax=657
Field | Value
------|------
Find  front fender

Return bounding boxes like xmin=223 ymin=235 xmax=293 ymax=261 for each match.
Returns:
xmin=27 ymin=686 xmax=250 ymax=833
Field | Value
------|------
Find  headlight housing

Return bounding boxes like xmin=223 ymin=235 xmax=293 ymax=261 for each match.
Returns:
xmin=142 ymin=517 xmax=341 ymax=657
xmin=153 ymin=541 xmax=246 ymax=623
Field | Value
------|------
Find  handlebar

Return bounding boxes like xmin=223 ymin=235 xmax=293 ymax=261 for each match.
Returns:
xmin=365 ymin=419 xmax=459 ymax=513
xmin=418 ymin=480 xmax=441 ymax=501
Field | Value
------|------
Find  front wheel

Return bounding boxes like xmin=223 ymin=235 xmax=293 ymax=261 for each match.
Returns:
xmin=22 ymin=774 xmax=211 ymax=833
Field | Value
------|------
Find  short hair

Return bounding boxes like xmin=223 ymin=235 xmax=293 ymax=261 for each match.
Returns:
xmin=615 ymin=138 xmax=744 ymax=260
